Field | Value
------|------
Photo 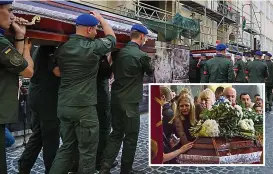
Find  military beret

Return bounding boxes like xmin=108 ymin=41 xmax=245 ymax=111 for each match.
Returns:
xmin=266 ymin=53 xmax=272 ymax=57
xmin=75 ymin=14 xmax=99 ymax=27
xmin=216 ymin=44 xmax=227 ymax=51
xmin=236 ymin=53 xmax=242 ymax=56
xmin=131 ymin=24 xmax=148 ymax=35
xmin=0 ymin=1 xmax=13 ymax=5
xmin=190 ymin=53 xmax=193 ymax=57
xmin=255 ymin=51 xmax=263 ymax=56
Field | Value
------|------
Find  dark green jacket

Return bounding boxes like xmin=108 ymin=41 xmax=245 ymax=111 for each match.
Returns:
xmin=28 ymin=46 xmax=60 ymax=120
xmin=245 ymin=59 xmax=269 ymax=83
xmin=56 ymin=34 xmax=116 ymax=107
xmin=188 ymin=57 xmax=198 ymax=80
xmin=234 ymin=59 xmax=246 ymax=82
xmin=111 ymin=42 xmax=154 ymax=104
xmin=0 ymin=34 xmax=28 ymax=124
xmin=197 ymin=59 xmax=207 ymax=82
xmin=202 ymin=55 xmax=235 ymax=83
xmin=264 ymin=60 xmax=273 ymax=86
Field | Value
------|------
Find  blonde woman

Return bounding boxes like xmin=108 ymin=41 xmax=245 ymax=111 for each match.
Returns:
xmin=195 ymin=88 xmax=215 ymax=120
xmin=174 ymin=94 xmax=196 ymax=146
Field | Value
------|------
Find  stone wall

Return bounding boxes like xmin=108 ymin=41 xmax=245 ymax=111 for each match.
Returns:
xmin=152 ymin=41 xmax=190 ymax=83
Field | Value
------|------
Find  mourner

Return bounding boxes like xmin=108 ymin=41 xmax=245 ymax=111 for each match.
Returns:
xmin=202 ymin=44 xmax=235 ymax=83
xmin=245 ymin=51 xmax=269 ymax=83
xmin=264 ymin=53 xmax=273 ymax=111
xmin=49 ymin=11 xmax=116 ymax=174
xmin=0 ymin=1 xmax=34 ymax=173
xmin=233 ymin=53 xmax=246 ymax=83
xmin=18 ymin=46 xmax=60 ymax=174
xmin=100 ymin=24 xmax=154 ymax=174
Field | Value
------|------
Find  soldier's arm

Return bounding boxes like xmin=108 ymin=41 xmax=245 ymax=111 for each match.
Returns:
xmin=140 ymin=54 xmax=154 ymax=76
xmin=94 ymin=35 xmax=116 ymax=57
xmin=228 ymin=61 xmax=235 ymax=82
xmin=245 ymin=63 xmax=249 ymax=81
xmin=201 ymin=63 xmax=209 ymax=83
xmin=233 ymin=61 xmax=239 ymax=78
xmin=0 ymin=38 xmax=33 ymax=78
xmin=264 ymin=64 xmax=269 ymax=78
xmin=47 ymin=46 xmax=61 ymax=77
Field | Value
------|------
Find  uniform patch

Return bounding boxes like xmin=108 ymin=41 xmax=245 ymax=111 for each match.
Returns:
xmin=2 ymin=46 xmax=24 ymax=66
xmin=100 ymin=38 xmax=111 ymax=48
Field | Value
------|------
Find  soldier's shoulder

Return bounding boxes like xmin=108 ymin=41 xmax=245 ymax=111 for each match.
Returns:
xmin=0 ymin=36 xmax=12 ymax=46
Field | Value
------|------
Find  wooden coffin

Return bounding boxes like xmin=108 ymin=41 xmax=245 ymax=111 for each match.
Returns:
xmin=7 ymin=1 xmax=157 ymax=53
xmin=177 ymin=137 xmax=263 ymax=164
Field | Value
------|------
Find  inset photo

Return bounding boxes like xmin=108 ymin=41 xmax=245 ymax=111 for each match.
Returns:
xmin=149 ymin=84 xmax=265 ymax=166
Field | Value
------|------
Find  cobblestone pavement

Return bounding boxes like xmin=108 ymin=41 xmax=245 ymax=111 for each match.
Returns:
xmin=6 ymin=113 xmax=273 ymax=174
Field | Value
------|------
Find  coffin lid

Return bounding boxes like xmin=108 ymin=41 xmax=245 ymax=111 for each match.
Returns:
xmin=12 ymin=0 xmax=157 ymax=39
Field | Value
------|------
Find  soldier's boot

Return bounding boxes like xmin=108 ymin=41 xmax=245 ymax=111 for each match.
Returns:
xmin=18 ymin=161 xmax=31 ymax=174
xmin=96 ymin=160 xmax=118 ymax=171
xmin=99 ymin=162 xmax=111 ymax=174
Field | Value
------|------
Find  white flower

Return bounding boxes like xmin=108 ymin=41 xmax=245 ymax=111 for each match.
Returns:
xmin=238 ymin=119 xmax=255 ymax=131
xmin=234 ymin=105 xmax=243 ymax=117
xmin=224 ymin=99 xmax=231 ymax=103
xmin=199 ymin=119 xmax=220 ymax=137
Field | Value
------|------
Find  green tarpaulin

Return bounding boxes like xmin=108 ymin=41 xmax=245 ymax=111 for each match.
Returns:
xmin=140 ymin=13 xmax=200 ymax=41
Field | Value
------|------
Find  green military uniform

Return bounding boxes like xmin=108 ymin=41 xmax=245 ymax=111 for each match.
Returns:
xmin=245 ymin=59 xmax=269 ymax=83
xmin=202 ymin=54 xmax=235 ymax=83
xmin=100 ymin=41 xmax=154 ymax=173
xmin=234 ymin=59 xmax=246 ymax=83
xmin=197 ymin=59 xmax=207 ymax=83
xmin=49 ymin=31 xmax=116 ymax=173
xmin=0 ymin=29 xmax=28 ymax=174
xmin=188 ymin=54 xmax=199 ymax=83
xmin=18 ymin=46 xmax=60 ymax=174
xmin=264 ymin=56 xmax=273 ymax=109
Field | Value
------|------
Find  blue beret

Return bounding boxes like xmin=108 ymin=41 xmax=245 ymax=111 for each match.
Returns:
xmin=216 ymin=44 xmax=227 ymax=51
xmin=236 ymin=53 xmax=242 ymax=56
xmin=190 ymin=53 xmax=193 ymax=56
xmin=75 ymin=14 xmax=99 ymax=27
xmin=0 ymin=1 xmax=13 ymax=5
xmin=255 ymin=51 xmax=263 ymax=56
xmin=131 ymin=24 xmax=148 ymax=35
xmin=266 ymin=53 xmax=272 ymax=57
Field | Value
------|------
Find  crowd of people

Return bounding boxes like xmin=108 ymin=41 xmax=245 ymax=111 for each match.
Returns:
xmin=0 ymin=1 xmax=153 ymax=174
xmin=189 ymin=44 xmax=273 ymax=111
xmin=159 ymin=86 xmax=263 ymax=164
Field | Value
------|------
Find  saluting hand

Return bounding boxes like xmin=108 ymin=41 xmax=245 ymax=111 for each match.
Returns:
xmin=12 ymin=17 xmax=26 ymax=38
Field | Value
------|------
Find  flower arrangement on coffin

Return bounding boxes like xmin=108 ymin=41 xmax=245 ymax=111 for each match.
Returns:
xmin=189 ymin=96 xmax=262 ymax=140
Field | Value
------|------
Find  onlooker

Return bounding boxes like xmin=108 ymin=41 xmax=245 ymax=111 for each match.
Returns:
xmin=215 ymin=86 xmax=224 ymax=101
xmin=253 ymin=104 xmax=263 ymax=114
xmin=240 ymin=93 xmax=254 ymax=109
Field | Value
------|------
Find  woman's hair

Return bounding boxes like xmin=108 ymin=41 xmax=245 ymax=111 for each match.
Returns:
xmin=160 ymin=86 xmax=172 ymax=102
xmin=198 ymin=88 xmax=216 ymax=104
xmin=171 ymin=94 xmax=196 ymax=126
xmin=179 ymin=88 xmax=190 ymax=97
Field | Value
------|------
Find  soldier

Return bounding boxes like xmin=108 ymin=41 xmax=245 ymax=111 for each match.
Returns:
xmin=197 ymin=53 xmax=208 ymax=83
xmin=49 ymin=11 xmax=116 ymax=174
xmin=233 ymin=53 xmax=246 ymax=83
xmin=0 ymin=1 xmax=34 ymax=173
xmin=100 ymin=24 xmax=154 ymax=174
xmin=188 ymin=53 xmax=199 ymax=83
xmin=202 ymin=44 xmax=235 ymax=83
xmin=264 ymin=53 xmax=273 ymax=111
xmin=245 ymin=51 xmax=269 ymax=83
xmin=18 ymin=46 xmax=60 ymax=174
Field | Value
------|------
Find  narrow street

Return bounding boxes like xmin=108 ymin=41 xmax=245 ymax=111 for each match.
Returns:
xmin=6 ymin=113 xmax=273 ymax=174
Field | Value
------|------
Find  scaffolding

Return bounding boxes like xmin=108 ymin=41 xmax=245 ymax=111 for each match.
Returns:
xmin=74 ymin=0 xmax=261 ymax=52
